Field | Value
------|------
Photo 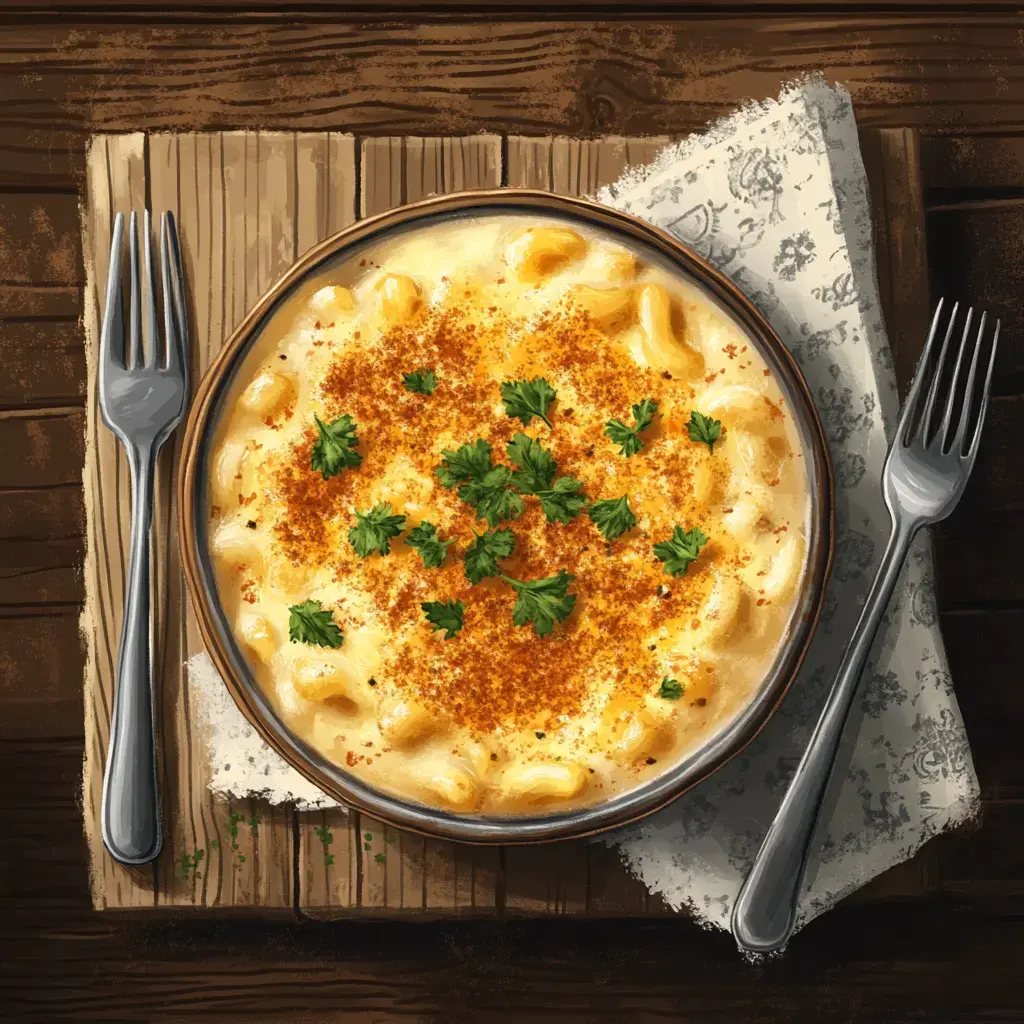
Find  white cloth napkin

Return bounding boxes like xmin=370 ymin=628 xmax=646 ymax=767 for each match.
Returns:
xmin=188 ymin=77 xmax=980 ymax=933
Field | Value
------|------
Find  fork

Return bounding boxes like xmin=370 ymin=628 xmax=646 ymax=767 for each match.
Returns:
xmin=98 ymin=210 xmax=188 ymax=866
xmin=731 ymin=299 xmax=1000 ymax=953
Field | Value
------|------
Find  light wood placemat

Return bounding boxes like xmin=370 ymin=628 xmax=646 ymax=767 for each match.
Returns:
xmin=80 ymin=131 xmax=673 ymax=914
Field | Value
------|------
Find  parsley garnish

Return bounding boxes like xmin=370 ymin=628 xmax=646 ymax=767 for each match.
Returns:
xmin=605 ymin=398 xmax=658 ymax=457
xmin=507 ymin=432 xmax=557 ymax=492
xmin=311 ymin=413 xmax=362 ymax=479
xmin=459 ymin=466 xmax=525 ymax=527
xmin=658 ymin=677 xmax=685 ymax=700
xmin=349 ymin=502 xmax=407 ymax=558
xmin=687 ymin=410 xmax=722 ymax=454
xmin=403 ymin=368 xmax=438 ymax=395
xmin=436 ymin=438 xmax=493 ymax=489
xmin=288 ymin=599 xmax=343 ymax=648
xmin=422 ymin=599 xmax=465 ymax=639
xmin=536 ymin=476 xmax=587 ymax=524
xmin=464 ymin=527 xmax=516 ymax=585
xmin=652 ymin=525 xmax=709 ymax=577
xmin=588 ymin=495 xmax=637 ymax=541
xmin=406 ymin=521 xmax=451 ymax=568
xmin=500 ymin=569 xmax=577 ymax=637
xmin=436 ymin=439 xmax=524 ymax=526
xmin=507 ymin=432 xmax=586 ymax=524
xmin=501 ymin=377 xmax=556 ymax=429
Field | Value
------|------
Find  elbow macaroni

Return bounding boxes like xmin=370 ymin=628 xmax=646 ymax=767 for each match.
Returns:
xmin=208 ymin=213 xmax=810 ymax=815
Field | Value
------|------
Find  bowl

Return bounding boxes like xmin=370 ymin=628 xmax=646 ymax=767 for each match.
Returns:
xmin=179 ymin=189 xmax=834 ymax=844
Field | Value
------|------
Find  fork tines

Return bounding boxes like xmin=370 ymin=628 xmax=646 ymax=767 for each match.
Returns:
xmin=899 ymin=297 xmax=1000 ymax=460
xmin=100 ymin=210 xmax=187 ymax=377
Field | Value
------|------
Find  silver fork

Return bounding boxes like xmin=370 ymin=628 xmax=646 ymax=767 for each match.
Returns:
xmin=99 ymin=210 xmax=188 ymax=866
xmin=732 ymin=299 xmax=1000 ymax=953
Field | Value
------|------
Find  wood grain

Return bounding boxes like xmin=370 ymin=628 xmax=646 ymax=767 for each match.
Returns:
xmin=6 ymin=19 xmax=1024 ymax=147
xmin=861 ymin=127 xmax=931 ymax=397
xmin=506 ymin=136 xmax=671 ymax=193
xmin=0 ymin=193 xmax=82 ymax=287
xmin=0 ymin=321 xmax=85 ymax=409
xmin=0 ymin=609 xmax=83 ymax=739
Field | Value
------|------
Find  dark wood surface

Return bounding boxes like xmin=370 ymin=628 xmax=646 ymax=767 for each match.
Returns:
xmin=3 ymin=6 xmax=1024 ymax=1021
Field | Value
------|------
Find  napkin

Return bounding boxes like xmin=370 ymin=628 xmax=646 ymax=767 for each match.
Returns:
xmin=188 ymin=77 xmax=980 ymax=935
xmin=595 ymin=75 xmax=979 ymax=935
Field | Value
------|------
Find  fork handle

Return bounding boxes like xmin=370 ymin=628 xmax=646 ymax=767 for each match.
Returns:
xmin=101 ymin=440 xmax=162 ymax=865
xmin=731 ymin=516 xmax=916 ymax=952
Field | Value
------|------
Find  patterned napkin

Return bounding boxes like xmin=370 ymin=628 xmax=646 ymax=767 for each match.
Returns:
xmin=188 ymin=77 xmax=980 ymax=935
xmin=595 ymin=76 xmax=978 ymax=935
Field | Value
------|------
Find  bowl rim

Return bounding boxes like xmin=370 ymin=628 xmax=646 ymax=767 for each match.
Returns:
xmin=178 ymin=187 xmax=835 ymax=845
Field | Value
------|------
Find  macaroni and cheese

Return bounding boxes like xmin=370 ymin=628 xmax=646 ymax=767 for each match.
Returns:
xmin=208 ymin=214 xmax=810 ymax=814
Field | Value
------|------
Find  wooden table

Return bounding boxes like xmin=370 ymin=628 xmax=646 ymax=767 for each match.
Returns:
xmin=3 ymin=4 xmax=1023 ymax=1020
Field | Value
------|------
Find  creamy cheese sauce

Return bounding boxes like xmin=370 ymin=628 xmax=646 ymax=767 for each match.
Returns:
xmin=208 ymin=214 xmax=810 ymax=814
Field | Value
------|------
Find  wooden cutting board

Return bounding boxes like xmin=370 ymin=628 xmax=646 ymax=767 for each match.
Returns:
xmin=81 ymin=128 xmax=931 ymax=915
xmin=81 ymin=131 xmax=676 ymax=915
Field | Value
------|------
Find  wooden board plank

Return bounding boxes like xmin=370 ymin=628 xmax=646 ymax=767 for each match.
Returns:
xmin=0 ymin=484 xmax=83 ymax=543
xmin=0 ymin=320 xmax=85 ymax=408
xmin=0 ymin=127 xmax=83 ymax=190
xmin=10 ymin=19 xmax=1024 ymax=140
xmin=860 ymin=126 xmax=931 ymax=397
xmin=922 ymin=134 xmax=1024 ymax=192
xmin=0 ymin=409 xmax=84 ymax=488
xmin=0 ymin=609 xmax=84 ymax=740
xmin=506 ymin=136 xmax=671 ymax=193
xmin=0 ymin=285 xmax=81 ymax=318
xmin=299 ymin=134 xmax=502 ymax=918
xmin=0 ymin=193 xmax=82 ymax=286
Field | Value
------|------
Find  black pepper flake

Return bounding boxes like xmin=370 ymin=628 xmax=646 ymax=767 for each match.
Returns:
xmin=368 ymin=677 xmax=377 ymax=687
xmin=648 ymin=643 xmax=657 ymax=651
xmin=662 ymin=370 xmax=673 ymax=380
xmin=585 ymin=445 xmax=595 ymax=457
xmin=695 ymin=697 xmax=707 ymax=707
xmin=656 ymin=585 xmax=670 ymax=599
xmin=246 ymin=520 xmax=257 ymax=530
xmin=278 ymin=354 xmax=287 ymax=360
xmin=588 ymin=767 xmax=595 ymax=773
xmin=490 ymin=753 xmax=498 ymax=762
xmin=581 ymin=545 xmax=590 ymax=553
xmin=563 ymin=408 xmax=575 ymax=417
xmin=535 ymin=731 xmax=545 ymax=739
xmin=645 ymin=757 xmax=658 ymax=765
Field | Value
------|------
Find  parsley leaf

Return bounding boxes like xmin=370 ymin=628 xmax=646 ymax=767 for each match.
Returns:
xmin=464 ymin=528 xmax=516 ymax=585
xmin=605 ymin=398 xmax=657 ymax=457
xmin=536 ymin=476 xmax=587 ymax=524
xmin=310 ymin=414 xmax=362 ymax=479
xmin=687 ymin=410 xmax=722 ymax=454
xmin=288 ymin=599 xmax=343 ymax=648
xmin=500 ymin=377 xmax=556 ymax=429
xmin=507 ymin=432 xmax=557 ymax=492
xmin=422 ymin=599 xmax=465 ymax=640
xmin=436 ymin=439 xmax=493 ymax=489
xmin=403 ymin=368 xmax=438 ymax=395
xmin=406 ymin=521 xmax=451 ymax=568
xmin=652 ymin=525 xmax=709 ymax=577
xmin=349 ymin=502 xmax=407 ymax=558
xmin=501 ymin=569 xmax=577 ymax=637
xmin=658 ymin=676 xmax=685 ymax=700
xmin=588 ymin=495 xmax=637 ymax=541
xmin=458 ymin=465 xmax=525 ymax=527
xmin=507 ymin=433 xmax=586 ymax=523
